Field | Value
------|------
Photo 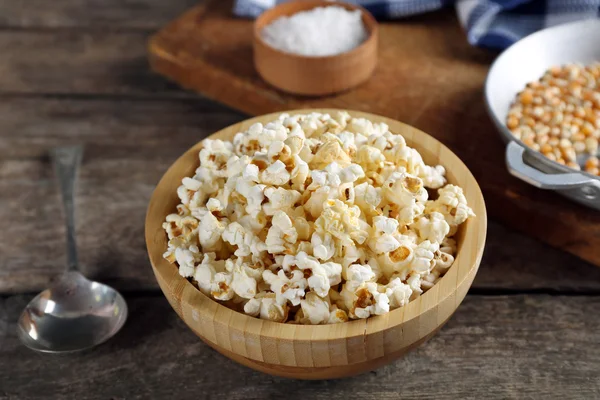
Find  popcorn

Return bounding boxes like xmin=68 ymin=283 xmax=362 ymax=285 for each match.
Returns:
xmin=193 ymin=252 xmax=226 ymax=295
xmin=265 ymin=211 xmax=298 ymax=254
xmin=226 ymin=155 xmax=251 ymax=178
xmin=377 ymin=236 xmax=416 ymax=279
xmin=368 ymin=216 xmax=401 ymax=254
xmin=346 ymin=263 xmax=377 ymax=289
xmin=349 ymin=117 xmax=375 ymax=135
xmin=290 ymin=155 xmax=310 ymax=190
xmin=263 ymin=269 xmax=307 ymax=306
xmin=263 ymin=187 xmax=301 ymax=216
xmin=312 ymin=138 xmax=351 ymax=167
xmin=300 ymin=292 xmax=331 ymax=325
xmin=235 ymin=179 xmax=266 ymax=218
xmin=282 ymin=251 xmax=342 ymax=298
xmin=338 ymin=163 xmax=365 ymax=183
xmin=354 ymin=182 xmax=382 ymax=218
xmin=311 ymin=232 xmax=336 ymax=261
xmin=242 ymin=164 xmax=260 ymax=183
xmin=163 ymin=214 xmax=199 ymax=241
xmin=293 ymin=216 xmax=313 ymax=242
xmin=198 ymin=212 xmax=226 ymax=252
xmin=343 ymin=282 xmax=390 ymax=319
xmin=371 ymin=130 xmax=404 ymax=152
xmin=308 ymin=167 xmax=341 ymax=190
xmin=337 ymin=243 xmax=365 ymax=270
xmin=411 ymin=240 xmax=439 ymax=275
xmin=267 ymin=140 xmax=291 ymax=164
xmin=383 ymin=171 xmax=428 ymax=205
xmin=434 ymin=250 xmax=455 ymax=272
xmin=397 ymin=147 xmax=428 ymax=177
xmin=174 ymin=245 xmax=201 ymax=277
xmin=228 ymin=258 xmax=262 ymax=299
xmin=328 ymin=305 xmax=349 ymax=323
xmin=206 ymin=198 xmax=222 ymax=213
xmin=380 ymin=172 xmax=429 ymax=225
xmin=308 ymin=260 xmax=343 ymax=298
xmin=297 ymin=293 xmax=349 ymax=325
xmin=426 ymin=185 xmax=475 ymax=233
xmin=406 ymin=273 xmax=423 ymax=298
xmin=163 ymin=112 xmax=475 ymax=324
xmin=336 ymin=131 xmax=357 ymax=156
xmin=211 ymin=272 xmax=235 ymax=301
xmin=261 ymin=160 xmax=291 ymax=186
xmin=315 ymin=199 xmax=369 ymax=246
xmin=237 ymin=213 xmax=267 ymax=234
xmin=412 ymin=212 xmax=450 ymax=245
xmin=199 ymin=139 xmax=233 ymax=172
xmin=374 ymin=216 xmax=399 ymax=235
xmin=421 ymin=270 xmax=440 ymax=291
xmin=285 ymin=134 xmax=304 ymax=156
xmin=441 ymin=237 xmax=457 ymax=255
xmin=244 ymin=292 xmax=289 ymax=322
xmin=182 ymin=177 xmax=202 ymax=192
xmin=222 ymin=222 xmax=266 ymax=258
xmin=338 ymin=182 xmax=355 ymax=204
xmin=419 ymin=165 xmax=446 ymax=189
xmin=385 ymin=277 xmax=413 ymax=308
xmin=176 ymin=204 xmax=191 ymax=216
xmin=304 ymin=187 xmax=333 ymax=219
xmin=356 ymin=146 xmax=385 ymax=172
xmin=367 ymin=257 xmax=383 ymax=282
xmin=243 ymin=297 xmax=261 ymax=317
xmin=295 ymin=240 xmax=314 ymax=255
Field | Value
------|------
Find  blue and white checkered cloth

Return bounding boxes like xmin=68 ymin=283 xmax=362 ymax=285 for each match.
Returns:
xmin=233 ymin=0 xmax=600 ymax=49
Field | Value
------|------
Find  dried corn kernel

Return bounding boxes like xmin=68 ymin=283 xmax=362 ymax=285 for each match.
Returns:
xmin=506 ymin=62 xmax=600 ymax=171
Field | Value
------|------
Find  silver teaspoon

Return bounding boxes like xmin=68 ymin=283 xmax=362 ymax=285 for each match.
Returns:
xmin=17 ymin=146 xmax=128 ymax=353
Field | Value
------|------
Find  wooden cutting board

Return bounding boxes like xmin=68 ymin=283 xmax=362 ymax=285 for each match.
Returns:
xmin=148 ymin=0 xmax=600 ymax=267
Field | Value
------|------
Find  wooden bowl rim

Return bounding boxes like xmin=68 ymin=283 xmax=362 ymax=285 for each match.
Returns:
xmin=253 ymin=0 xmax=378 ymax=61
xmin=145 ymin=108 xmax=487 ymax=342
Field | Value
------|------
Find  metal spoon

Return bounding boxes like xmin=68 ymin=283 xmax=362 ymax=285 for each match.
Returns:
xmin=17 ymin=146 xmax=128 ymax=353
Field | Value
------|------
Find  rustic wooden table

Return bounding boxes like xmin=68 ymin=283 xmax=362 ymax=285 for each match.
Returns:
xmin=1 ymin=1 xmax=600 ymax=399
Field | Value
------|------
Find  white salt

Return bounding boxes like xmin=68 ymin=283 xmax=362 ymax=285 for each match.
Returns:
xmin=261 ymin=6 xmax=368 ymax=57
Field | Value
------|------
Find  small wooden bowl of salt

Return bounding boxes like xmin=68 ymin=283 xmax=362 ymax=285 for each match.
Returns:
xmin=254 ymin=0 xmax=378 ymax=96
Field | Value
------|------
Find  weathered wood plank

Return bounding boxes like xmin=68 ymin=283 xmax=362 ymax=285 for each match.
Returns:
xmin=0 ymin=31 xmax=193 ymax=96
xmin=2 ymin=97 xmax=599 ymax=295
xmin=476 ymin=222 xmax=600 ymax=293
xmin=0 ymin=97 xmax=245 ymax=294
xmin=0 ymin=0 xmax=200 ymax=30
xmin=2 ymin=294 xmax=599 ymax=399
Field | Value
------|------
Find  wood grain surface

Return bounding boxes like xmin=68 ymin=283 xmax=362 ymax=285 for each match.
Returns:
xmin=0 ymin=32 xmax=192 ymax=97
xmin=149 ymin=0 xmax=600 ymax=267
xmin=0 ymin=97 xmax=243 ymax=294
xmin=0 ymin=0 xmax=198 ymax=29
xmin=2 ymin=99 xmax=600 ymax=295
xmin=2 ymin=294 xmax=600 ymax=399
xmin=0 ymin=95 xmax=593 ymax=295
xmin=1 ymin=0 xmax=599 ymax=396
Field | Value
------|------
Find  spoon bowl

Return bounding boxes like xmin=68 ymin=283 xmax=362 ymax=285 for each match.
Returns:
xmin=17 ymin=272 xmax=128 ymax=353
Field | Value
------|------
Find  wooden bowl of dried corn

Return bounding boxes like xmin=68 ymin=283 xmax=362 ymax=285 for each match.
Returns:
xmin=145 ymin=109 xmax=487 ymax=380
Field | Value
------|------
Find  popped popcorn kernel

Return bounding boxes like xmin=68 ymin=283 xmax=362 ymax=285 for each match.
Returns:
xmin=163 ymin=112 xmax=474 ymax=324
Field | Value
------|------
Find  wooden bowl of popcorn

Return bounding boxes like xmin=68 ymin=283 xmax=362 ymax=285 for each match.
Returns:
xmin=145 ymin=109 xmax=487 ymax=380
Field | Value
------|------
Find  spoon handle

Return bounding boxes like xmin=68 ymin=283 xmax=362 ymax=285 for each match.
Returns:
xmin=51 ymin=146 xmax=83 ymax=273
